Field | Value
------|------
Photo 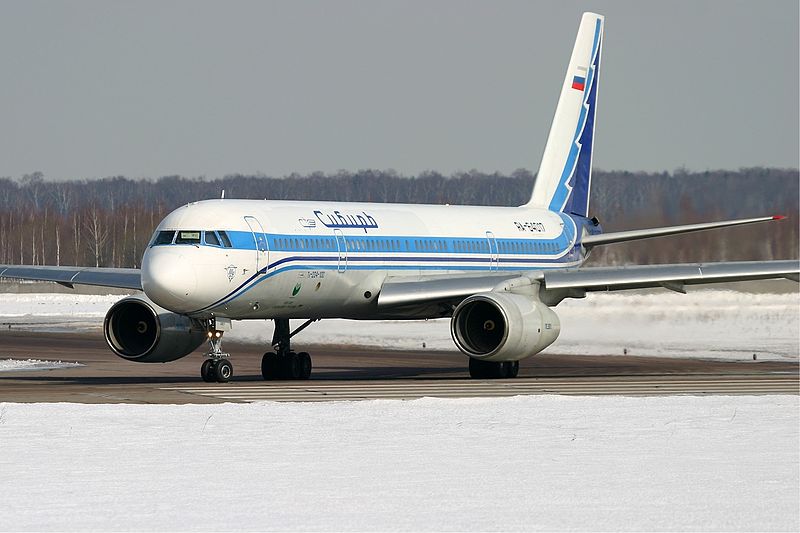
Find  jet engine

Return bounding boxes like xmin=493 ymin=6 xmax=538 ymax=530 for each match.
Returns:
xmin=103 ymin=295 xmax=206 ymax=363
xmin=450 ymin=292 xmax=560 ymax=362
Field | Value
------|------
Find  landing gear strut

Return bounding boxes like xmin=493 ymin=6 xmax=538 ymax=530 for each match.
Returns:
xmin=468 ymin=358 xmax=519 ymax=379
xmin=201 ymin=325 xmax=233 ymax=383
xmin=261 ymin=318 xmax=315 ymax=380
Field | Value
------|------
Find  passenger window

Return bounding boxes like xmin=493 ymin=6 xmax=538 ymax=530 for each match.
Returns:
xmin=175 ymin=231 xmax=201 ymax=244
xmin=204 ymin=231 xmax=221 ymax=246
xmin=152 ymin=230 xmax=175 ymax=246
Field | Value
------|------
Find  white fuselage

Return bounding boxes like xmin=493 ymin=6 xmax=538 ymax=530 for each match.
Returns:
xmin=141 ymin=199 xmax=587 ymax=320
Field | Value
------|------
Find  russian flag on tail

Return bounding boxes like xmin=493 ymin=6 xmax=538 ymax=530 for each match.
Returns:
xmin=572 ymin=75 xmax=585 ymax=91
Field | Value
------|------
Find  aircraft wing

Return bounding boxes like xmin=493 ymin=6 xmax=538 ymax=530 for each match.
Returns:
xmin=377 ymin=260 xmax=800 ymax=309
xmin=0 ymin=265 xmax=142 ymax=291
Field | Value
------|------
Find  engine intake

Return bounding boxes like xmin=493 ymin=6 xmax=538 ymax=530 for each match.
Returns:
xmin=451 ymin=292 xmax=560 ymax=361
xmin=104 ymin=296 xmax=205 ymax=363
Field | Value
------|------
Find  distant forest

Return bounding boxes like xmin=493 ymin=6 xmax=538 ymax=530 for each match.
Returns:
xmin=0 ymin=167 xmax=796 ymax=268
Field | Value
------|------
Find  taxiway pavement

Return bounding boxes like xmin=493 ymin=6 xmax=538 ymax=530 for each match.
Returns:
xmin=0 ymin=331 xmax=796 ymax=403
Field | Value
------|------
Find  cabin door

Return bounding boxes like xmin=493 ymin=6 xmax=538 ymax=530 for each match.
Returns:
xmin=486 ymin=231 xmax=499 ymax=271
xmin=334 ymin=229 xmax=347 ymax=272
xmin=244 ymin=216 xmax=269 ymax=273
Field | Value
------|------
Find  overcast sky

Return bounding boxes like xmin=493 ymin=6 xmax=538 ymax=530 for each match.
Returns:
xmin=0 ymin=0 xmax=797 ymax=180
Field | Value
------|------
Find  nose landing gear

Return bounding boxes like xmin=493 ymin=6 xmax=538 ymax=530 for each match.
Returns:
xmin=261 ymin=318 xmax=315 ymax=380
xmin=201 ymin=327 xmax=233 ymax=383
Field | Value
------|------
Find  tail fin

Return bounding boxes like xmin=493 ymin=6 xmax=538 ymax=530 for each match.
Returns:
xmin=526 ymin=12 xmax=604 ymax=217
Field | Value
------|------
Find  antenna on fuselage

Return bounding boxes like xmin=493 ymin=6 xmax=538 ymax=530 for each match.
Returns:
xmin=220 ymin=189 xmax=225 ymax=199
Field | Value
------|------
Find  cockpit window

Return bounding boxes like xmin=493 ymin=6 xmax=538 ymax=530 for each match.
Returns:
xmin=204 ymin=231 xmax=221 ymax=246
xmin=218 ymin=231 xmax=233 ymax=248
xmin=175 ymin=231 xmax=201 ymax=244
xmin=152 ymin=230 xmax=175 ymax=246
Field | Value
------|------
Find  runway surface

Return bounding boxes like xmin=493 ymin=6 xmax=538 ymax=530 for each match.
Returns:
xmin=0 ymin=331 xmax=797 ymax=403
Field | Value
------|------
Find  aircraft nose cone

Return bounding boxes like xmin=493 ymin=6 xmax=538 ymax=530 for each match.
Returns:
xmin=141 ymin=249 xmax=197 ymax=313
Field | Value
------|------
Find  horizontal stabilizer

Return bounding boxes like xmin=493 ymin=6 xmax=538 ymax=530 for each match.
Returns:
xmin=582 ymin=216 xmax=786 ymax=248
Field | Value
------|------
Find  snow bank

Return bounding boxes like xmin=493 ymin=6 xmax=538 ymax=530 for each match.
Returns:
xmin=0 ymin=358 xmax=82 ymax=372
xmin=0 ymin=290 xmax=797 ymax=360
xmin=0 ymin=395 xmax=796 ymax=531
xmin=0 ymin=293 xmax=121 ymax=318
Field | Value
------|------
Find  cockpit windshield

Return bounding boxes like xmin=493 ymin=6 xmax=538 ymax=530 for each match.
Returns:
xmin=204 ymin=231 xmax=221 ymax=246
xmin=150 ymin=229 xmax=233 ymax=248
xmin=152 ymin=231 xmax=175 ymax=246
xmin=175 ymin=231 xmax=201 ymax=244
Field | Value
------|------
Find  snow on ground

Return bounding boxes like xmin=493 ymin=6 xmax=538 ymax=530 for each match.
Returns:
xmin=0 ymin=290 xmax=797 ymax=361
xmin=0 ymin=395 xmax=797 ymax=531
xmin=0 ymin=293 xmax=122 ymax=333
xmin=0 ymin=358 xmax=82 ymax=372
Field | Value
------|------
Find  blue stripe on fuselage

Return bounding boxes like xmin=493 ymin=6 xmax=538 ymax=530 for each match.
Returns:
xmin=173 ymin=212 xmax=587 ymax=314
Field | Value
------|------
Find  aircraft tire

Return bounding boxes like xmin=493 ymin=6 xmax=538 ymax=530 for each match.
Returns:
xmin=215 ymin=359 xmax=233 ymax=383
xmin=298 ymin=352 xmax=312 ymax=379
xmin=201 ymin=359 xmax=216 ymax=382
xmin=470 ymin=358 xmax=519 ymax=379
xmin=283 ymin=353 xmax=301 ymax=380
xmin=502 ymin=361 xmax=520 ymax=379
xmin=469 ymin=358 xmax=490 ymax=379
xmin=261 ymin=352 xmax=279 ymax=380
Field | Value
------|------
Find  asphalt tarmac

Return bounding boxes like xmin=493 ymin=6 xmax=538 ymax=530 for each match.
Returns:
xmin=0 ymin=331 xmax=797 ymax=403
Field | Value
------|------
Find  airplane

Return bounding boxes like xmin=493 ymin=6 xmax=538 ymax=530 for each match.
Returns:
xmin=1 ymin=12 xmax=797 ymax=383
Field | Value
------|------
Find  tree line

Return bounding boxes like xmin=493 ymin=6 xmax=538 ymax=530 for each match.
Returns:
xmin=0 ymin=167 xmax=796 ymax=268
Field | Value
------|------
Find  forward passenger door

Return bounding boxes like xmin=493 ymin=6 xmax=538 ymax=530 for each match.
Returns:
xmin=244 ymin=216 xmax=269 ymax=273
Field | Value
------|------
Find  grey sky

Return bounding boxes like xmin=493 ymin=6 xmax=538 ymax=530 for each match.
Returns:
xmin=0 ymin=0 xmax=797 ymax=180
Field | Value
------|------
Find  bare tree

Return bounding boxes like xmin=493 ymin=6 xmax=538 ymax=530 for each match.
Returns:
xmin=84 ymin=205 xmax=110 ymax=267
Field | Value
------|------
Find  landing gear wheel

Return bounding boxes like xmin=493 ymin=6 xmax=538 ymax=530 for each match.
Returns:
xmin=263 ymin=319 xmax=315 ymax=381
xmin=469 ymin=358 xmax=490 ymax=379
xmin=215 ymin=359 xmax=233 ymax=383
xmin=298 ymin=352 xmax=312 ymax=380
xmin=502 ymin=361 xmax=520 ymax=378
xmin=282 ymin=352 xmax=301 ymax=380
xmin=201 ymin=359 xmax=216 ymax=382
xmin=261 ymin=352 xmax=279 ymax=380
xmin=469 ymin=358 xmax=519 ymax=379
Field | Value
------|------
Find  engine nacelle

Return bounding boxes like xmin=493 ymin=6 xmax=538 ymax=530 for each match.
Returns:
xmin=450 ymin=292 xmax=560 ymax=362
xmin=103 ymin=295 xmax=206 ymax=363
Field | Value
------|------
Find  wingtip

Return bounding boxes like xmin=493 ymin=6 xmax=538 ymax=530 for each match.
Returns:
xmin=773 ymin=215 xmax=787 ymax=220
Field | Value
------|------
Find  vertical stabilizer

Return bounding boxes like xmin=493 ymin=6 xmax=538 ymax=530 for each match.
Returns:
xmin=526 ymin=12 xmax=603 ymax=216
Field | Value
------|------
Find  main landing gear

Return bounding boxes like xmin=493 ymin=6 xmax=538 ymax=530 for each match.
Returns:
xmin=201 ymin=327 xmax=233 ymax=383
xmin=468 ymin=358 xmax=519 ymax=379
xmin=261 ymin=318 xmax=315 ymax=380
